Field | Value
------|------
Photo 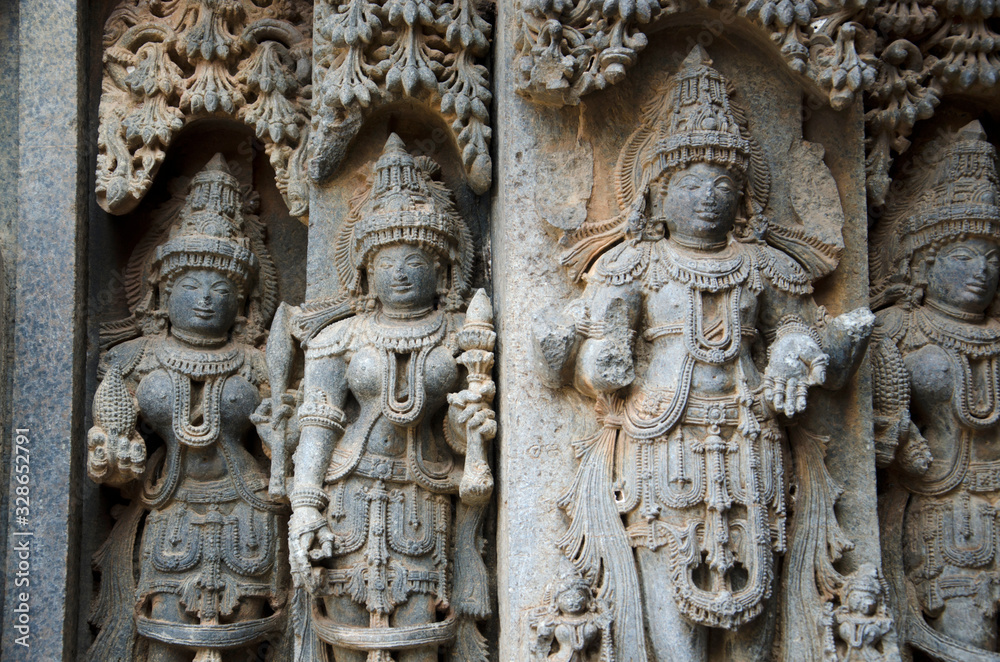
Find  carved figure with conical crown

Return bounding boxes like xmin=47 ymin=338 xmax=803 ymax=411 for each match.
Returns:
xmin=533 ymin=46 xmax=876 ymax=661
xmin=85 ymin=155 xmax=289 ymax=662
xmin=261 ymin=134 xmax=494 ymax=662
xmin=872 ymin=121 xmax=1000 ymax=661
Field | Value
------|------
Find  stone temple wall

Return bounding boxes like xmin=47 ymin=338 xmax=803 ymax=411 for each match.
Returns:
xmin=3 ymin=1 xmax=1000 ymax=661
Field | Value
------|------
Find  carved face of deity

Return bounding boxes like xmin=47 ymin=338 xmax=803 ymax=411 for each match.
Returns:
xmin=369 ymin=244 xmax=441 ymax=313
xmin=924 ymin=237 xmax=1000 ymax=316
xmin=166 ymin=268 xmax=241 ymax=339
xmin=556 ymin=585 xmax=590 ymax=615
xmin=651 ymin=162 xmax=742 ymax=249
xmin=846 ymin=588 xmax=878 ymax=616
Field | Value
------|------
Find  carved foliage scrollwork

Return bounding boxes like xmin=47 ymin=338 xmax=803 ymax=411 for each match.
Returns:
xmin=310 ymin=0 xmax=493 ymax=194
xmin=514 ymin=0 xmax=1000 ymax=208
xmin=864 ymin=0 xmax=1000 ymax=204
xmin=513 ymin=0 xmax=879 ymax=112
xmin=98 ymin=0 xmax=313 ymax=217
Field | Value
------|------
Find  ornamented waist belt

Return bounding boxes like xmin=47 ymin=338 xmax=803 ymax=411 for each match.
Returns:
xmin=965 ymin=459 xmax=1000 ymax=493
xmin=329 ymin=447 xmax=410 ymax=482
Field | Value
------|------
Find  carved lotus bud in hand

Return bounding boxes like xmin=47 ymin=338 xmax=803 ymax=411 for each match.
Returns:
xmin=762 ymin=333 xmax=829 ymax=417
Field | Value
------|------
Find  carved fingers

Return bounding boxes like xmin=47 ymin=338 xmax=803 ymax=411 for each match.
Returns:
xmin=289 ymin=505 xmax=332 ymax=586
xmin=763 ymin=334 xmax=830 ymax=418
xmin=87 ymin=426 xmax=145 ymax=484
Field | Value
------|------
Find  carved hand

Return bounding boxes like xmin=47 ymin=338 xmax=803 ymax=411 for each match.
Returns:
xmin=87 ymin=425 xmax=145 ymax=485
xmin=288 ymin=504 xmax=333 ymax=588
xmin=898 ymin=421 xmax=933 ymax=476
xmin=762 ymin=333 xmax=829 ymax=418
xmin=448 ymin=381 xmax=498 ymax=441
xmin=250 ymin=392 xmax=297 ymax=453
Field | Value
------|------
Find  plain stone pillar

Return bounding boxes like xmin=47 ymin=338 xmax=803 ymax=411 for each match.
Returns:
xmin=1 ymin=1 xmax=87 ymax=659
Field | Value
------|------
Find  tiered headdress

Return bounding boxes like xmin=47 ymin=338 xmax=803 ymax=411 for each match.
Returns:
xmin=153 ymin=153 xmax=259 ymax=292
xmin=335 ymin=133 xmax=474 ymax=308
xmin=560 ymin=46 xmax=771 ymax=279
xmin=100 ymin=154 xmax=278 ymax=348
xmin=870 ymin=120 xmax=1000 ymax=307
xmin=648 ymin=46 xmax=751 ymax=182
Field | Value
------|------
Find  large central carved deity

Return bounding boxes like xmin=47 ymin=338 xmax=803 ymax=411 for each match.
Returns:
xmin=534 ymin=46 xmax=874 ymax=661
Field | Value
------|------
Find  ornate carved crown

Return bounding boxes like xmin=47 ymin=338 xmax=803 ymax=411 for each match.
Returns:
xmin=650 ymin=45 xmax=751 ymax=182
xmin=353 ymin=134 xmax=458 ymax=269
xmin=871 ymin=121 xmax=1000 ymax=304
xmin=335 ymin=134 xmax=474 ymax=307
xmin=153 ymin=154 xmax=259 ymax=292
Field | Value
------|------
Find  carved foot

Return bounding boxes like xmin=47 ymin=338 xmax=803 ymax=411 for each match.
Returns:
xmin=460 ymin=462 xmax=494 ymax=506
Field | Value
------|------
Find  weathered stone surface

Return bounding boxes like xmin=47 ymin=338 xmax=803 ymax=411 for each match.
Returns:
xmin=495 ymin=5 xmax=895 ymax=659
xmin=1 ymin=2 xmax=87 ymax=660
xmin=279 ymin=133 xmax=495 ymax=660
xmin=8 ymin=1 xmax=1000 ymax=660
xmin=872 ymin=120 xmax=1000 ymax=661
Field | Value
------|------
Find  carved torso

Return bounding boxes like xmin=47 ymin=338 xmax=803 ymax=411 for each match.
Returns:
xmin=103 ymin=336 xmax=282 ymax=627
xmin=883 ymin=304 xmax=1000 ymax=620
xmin=572 ymin=236 xmax=818 ymax=629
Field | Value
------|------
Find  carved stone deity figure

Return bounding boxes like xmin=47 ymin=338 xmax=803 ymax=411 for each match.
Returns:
xmin=86 ymin=155 xmax=288 ymax=662
xmin=872 ymin=121 xmax=1000 ymax=661
xmin=533 ymin=46 xmax=874 ymax=661
xmin=274 ymin=134 xmax=495 ymax=661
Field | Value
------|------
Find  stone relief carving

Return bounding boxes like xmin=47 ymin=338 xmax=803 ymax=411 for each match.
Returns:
xmin=97 ymin=0 xmax=313 ymax=218
xmin=865 ymin=0 xmax=1000 ymax=204
xmin=531 ymin=45 xmax=880 ymax=661
xmin=872 ymin=120 xmax=1000 ymax=662
xmin=513 ymin=0 xmax=1000 ymax=208
xmin=309 ymin=0 xmax=493 ymax=195
xmin=258 ymin=134 xmax=494 ymax=660
xmin=527 ymin=574 xmax=614 ymax=662
xmin=86 ymin=155 xmax=289 ymax=661
xmin=513 ymin=0 xmax=878 ymax=111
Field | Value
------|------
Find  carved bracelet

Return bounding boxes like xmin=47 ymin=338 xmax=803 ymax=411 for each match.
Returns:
xmin=290 ymin=486 xmax=330 ymax=510
xmin=774 ymin=315 xmax=825 ymax=350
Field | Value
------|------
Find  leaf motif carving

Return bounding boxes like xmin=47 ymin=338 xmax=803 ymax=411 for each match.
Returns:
xmin=97 ymin=0 xmax=313 ymax=217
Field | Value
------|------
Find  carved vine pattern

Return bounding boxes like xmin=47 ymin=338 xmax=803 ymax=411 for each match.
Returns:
xmin=514 ymin=0 xmax=1000 ymax=207
xmin=309 ymin=0 xmax=494 ymax=194
xmin=98 ymin=0 xmax=314 ymax=217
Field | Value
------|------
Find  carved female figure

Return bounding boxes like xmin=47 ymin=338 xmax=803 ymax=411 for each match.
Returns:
xmin=534 ymin=46 xmax=872 ymax=661
xmin=86 ymin=155 xmax=287 ymax=662
xmin=279 ymin=134 xmax=494 ymax=661
xmin=872 ymin=121 xmax=1000 ymax=659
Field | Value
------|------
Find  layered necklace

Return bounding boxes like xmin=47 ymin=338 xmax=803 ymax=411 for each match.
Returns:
xmin=368 ymin=308 xmax=447 ymax=426
xmin=650 ymin=240 xmax=753 ymax=366
xmin=916 ymin=305 xmax=1000 ymax=429
xmin=156 ymin=335 xmax=244 ymax=447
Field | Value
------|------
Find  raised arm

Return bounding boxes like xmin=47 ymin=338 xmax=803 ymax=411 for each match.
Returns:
xmin=87 ymin=340 xmax=147 ymax=487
